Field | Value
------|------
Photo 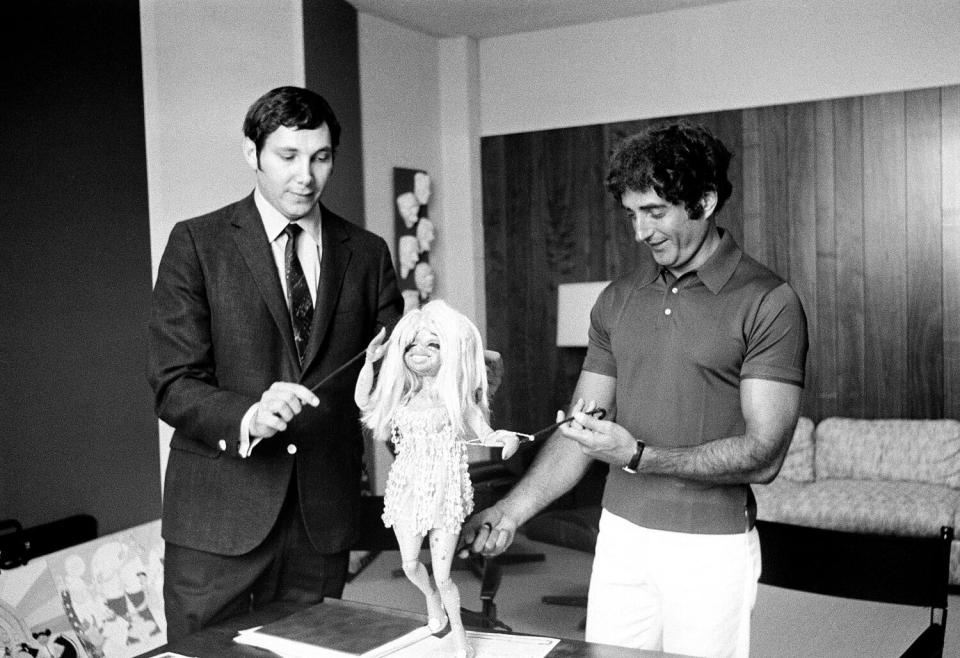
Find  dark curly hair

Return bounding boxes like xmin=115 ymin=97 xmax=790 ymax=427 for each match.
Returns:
xmin=605 ymin=121 xmax=733 ymax=219
xmin=243 ymin=86 xmax=341 ymax=160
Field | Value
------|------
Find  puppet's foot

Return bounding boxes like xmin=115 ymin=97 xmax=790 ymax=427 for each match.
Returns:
xmin=426 ymin=593 xmax=447 ymax=633
xmin=427 ymin=615 xmax=448 ymax=633
xmin=452 ymin=632 xmax=474 ymax=657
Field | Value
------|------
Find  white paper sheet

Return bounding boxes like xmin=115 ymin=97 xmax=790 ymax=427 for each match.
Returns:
xmin=388 ymin=630 xmax=560 ymax=658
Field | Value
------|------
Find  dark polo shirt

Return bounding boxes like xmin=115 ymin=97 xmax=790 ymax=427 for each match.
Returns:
xmin=584 ymin=230 xmax=807 ymax=534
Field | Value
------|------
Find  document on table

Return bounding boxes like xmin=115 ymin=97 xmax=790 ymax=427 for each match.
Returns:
xmin=388 ymin=630 xmax=560 ymax=657
xmin=233 ymin=598 xmax=433 ymax=657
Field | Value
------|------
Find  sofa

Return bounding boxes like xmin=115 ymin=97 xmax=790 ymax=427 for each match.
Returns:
xmin=754 ymin=416 xmax=960 ymax=586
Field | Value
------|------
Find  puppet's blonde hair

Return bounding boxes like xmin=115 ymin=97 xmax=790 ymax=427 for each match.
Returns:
xmin=359 ymin=299 xmax=489 ymax=442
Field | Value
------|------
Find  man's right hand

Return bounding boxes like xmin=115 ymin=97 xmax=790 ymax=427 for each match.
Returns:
xmin=458 ymin=504 xmax=518 ymax=559
xmin=249 ymin=382 xmax=319 ymax=439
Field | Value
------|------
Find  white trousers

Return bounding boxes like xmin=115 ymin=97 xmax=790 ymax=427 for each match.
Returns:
xmin=585 ymin=509 xmax=761 ymax=658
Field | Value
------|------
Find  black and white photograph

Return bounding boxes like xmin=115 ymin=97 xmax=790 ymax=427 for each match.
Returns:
xmin=2 ymin=1 xmax=958 ymax=657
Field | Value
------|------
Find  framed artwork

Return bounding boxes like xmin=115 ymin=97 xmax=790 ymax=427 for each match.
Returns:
xmin=0 ymin=520 xmax=165 ymax=658
xmin=393 ymin=167 xmax=436 ymax=314
xmin=1 ymin=559 xmax=88 ymax=657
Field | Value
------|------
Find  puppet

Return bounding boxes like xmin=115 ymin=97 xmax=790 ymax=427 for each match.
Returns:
xmin=355 ymin=300 xmax=519 ymax=658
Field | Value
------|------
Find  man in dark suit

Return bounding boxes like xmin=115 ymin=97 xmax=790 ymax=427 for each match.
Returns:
xmin=147 ymin=86 xmax=403 ymax=641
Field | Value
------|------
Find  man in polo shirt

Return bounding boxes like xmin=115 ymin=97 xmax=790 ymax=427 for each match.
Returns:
xmin=463 ymin=121 xmax=807 ymax=657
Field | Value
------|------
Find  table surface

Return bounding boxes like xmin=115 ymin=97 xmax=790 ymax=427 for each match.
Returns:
xmin=141 ymin=599 xmax=691 ymax=657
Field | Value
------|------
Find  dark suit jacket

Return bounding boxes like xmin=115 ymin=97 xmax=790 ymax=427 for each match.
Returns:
xmin=147 ymin=194 xmax=401 ymax=556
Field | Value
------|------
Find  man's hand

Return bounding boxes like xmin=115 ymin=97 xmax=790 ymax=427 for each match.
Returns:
xmin=484 ymin=349 xmax=503 ymax=398
xmin=458 ymin=504 xmax=518 ymax=558
xmin=558 ymin=398 xmax=636 ymax=467
xmin=250 ymin=382 xmax=320 ymax=439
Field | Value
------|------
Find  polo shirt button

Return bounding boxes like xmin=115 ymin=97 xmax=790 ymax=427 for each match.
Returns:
xmin=287 ymin=444 xmax=297 ymax=455
xmin=664 ymin=308 xmax=672 ymax=315
xmin=672 ymin=287 xmax=679 ymax=294
xmin=217 ymin=439 xmax=227 ymax=451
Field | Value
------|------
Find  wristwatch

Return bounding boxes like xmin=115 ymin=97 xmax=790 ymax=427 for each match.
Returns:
xmin=621 ymin=439 xmax=645 ymax=474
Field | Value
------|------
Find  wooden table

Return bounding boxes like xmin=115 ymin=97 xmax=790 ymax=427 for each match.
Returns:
xmin=141 ymin=599 xmax=692 ymax=657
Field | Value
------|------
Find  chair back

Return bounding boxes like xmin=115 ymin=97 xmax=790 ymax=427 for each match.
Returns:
xmin=0 ymin=514 xmax=98 ymax=570
xmin=755 ymin=520 xmax=951 ymax=658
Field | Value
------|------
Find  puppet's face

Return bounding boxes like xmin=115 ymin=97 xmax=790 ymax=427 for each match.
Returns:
xmin=404 ymin=328 xmax=441 ymax=378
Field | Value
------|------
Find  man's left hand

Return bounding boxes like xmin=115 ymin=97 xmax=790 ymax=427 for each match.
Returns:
xmin=558 ymin=399 xmax=637 ymax=467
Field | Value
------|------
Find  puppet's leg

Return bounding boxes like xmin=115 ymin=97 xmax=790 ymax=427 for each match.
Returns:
xmin=394 ymin=525 xmax=446 ymax=632
xmin=429 ymin=529 xmax=473 ymax=658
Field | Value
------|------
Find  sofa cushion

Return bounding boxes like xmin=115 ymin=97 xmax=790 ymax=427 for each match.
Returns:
xmin=754 ymin=478 xmax=959 ymax=537
xmin=777 ymin=416 xmax=815 ymax=482
xmin=953 ymin=542 xmax=960 ymax=589
xmin=815 ymin=417 xmax=960 ymax=488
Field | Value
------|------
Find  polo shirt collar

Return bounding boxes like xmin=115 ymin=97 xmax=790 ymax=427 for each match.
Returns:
xmin=636 ymin=227 xmax=742 ymax=294
xmin=696 ymin=228 xmax=741 ymax=294
xmin=635 ymin=256 xmax=661 ymax=288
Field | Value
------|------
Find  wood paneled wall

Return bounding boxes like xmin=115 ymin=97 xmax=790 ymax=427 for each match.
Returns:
xmin=482 ymin=85 xmax=960 ymax=442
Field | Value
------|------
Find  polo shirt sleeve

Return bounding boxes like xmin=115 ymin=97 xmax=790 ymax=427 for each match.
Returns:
xmin=582 ymin=284 xmax=617 ymax=378
xmin=740 ymin=281 xmax=808 ymax=386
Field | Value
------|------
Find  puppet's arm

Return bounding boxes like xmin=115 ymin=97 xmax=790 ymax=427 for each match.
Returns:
xmin=353 ymin=327 xmax=387 ymax=408
xmin=465 ymin=408 xmax=520 ymax=460
xmin=354 ymin=361 xmax=375 ymax=408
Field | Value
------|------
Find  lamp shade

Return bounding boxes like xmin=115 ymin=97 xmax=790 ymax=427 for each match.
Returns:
xmin=556 ymin=281 xmax=610 ymax=347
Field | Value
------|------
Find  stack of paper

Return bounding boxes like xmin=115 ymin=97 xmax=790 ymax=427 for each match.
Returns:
xmin=234 ymin=599 xmax=433 ymax=657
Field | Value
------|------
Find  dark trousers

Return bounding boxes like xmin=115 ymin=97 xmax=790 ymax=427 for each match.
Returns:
xmin=163 ymin=476 xmax=349 ymax=642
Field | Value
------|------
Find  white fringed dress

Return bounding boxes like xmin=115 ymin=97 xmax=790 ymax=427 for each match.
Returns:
xmin=382 ymin=403 xmax=474 ymax=536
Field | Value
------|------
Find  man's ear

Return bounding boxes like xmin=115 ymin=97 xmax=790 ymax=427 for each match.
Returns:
xmin=242 ymin=137 xmax=259 ymax=171
xmin=698 ymin=190 xmax=718 ymax=220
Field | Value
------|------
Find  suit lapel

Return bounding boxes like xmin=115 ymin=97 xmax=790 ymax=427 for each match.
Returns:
xmin=230 ymin=194 xmax=300 ymax=368
xmin=301 ymin=206 xmax=352 ymax=373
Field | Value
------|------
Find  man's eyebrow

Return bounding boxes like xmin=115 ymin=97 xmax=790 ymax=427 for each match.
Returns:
xmin=624 ymin=202 xmax=667 ymax=210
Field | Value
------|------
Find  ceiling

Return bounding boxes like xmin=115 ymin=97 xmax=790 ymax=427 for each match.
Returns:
xmin=346 ymin=0 xmax=736 ymax=39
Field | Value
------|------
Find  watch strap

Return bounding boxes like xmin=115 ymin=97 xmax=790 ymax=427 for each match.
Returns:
xmin=622 ymin=439 xmax=645 ymax=474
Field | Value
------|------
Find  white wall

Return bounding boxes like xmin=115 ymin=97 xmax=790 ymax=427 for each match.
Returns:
xmin=478 ymin=0 xmax=960 ymax=136
xmin=140 ymin=0 xmax=305 ymax=484
xmin=357 ymin=0 xmax=960 ymax=344
xmin=437 ymin=37 xmax=485 ymax=338
xmin=358 ymin=14 xmax=442 ymax=250
xmin=358 ymin=14 xmax=449 ymax=491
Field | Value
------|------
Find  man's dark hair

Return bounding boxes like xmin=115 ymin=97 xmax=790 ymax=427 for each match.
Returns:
xmin=605 ymin=120 xmax=733 ymax=219
xmin=242 ymin=86 xmax=341 ymax=159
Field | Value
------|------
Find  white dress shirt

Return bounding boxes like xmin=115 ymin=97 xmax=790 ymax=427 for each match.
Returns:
xmin=237 ymin=188 xmax=323 ymax=456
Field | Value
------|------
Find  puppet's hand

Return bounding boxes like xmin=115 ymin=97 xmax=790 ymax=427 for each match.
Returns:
xmin=365 ymin=326 xmax=387 ymax=364
xmin=485 ymin=429 xmax=520 ymax=460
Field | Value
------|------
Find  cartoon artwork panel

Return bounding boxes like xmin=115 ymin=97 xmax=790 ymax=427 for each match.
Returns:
xmin=42 ymin=520 xmax=165 ymax=658
xmin=1 ymin=558 xmax=88 ymax=657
